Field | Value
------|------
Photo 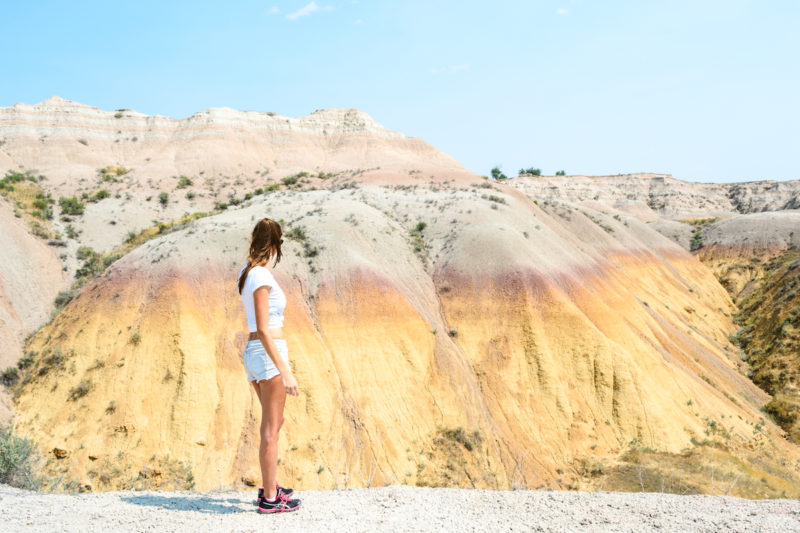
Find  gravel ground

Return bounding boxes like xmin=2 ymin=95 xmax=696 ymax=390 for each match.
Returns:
xmin=1 ymin=484 xmax=799 ymax=532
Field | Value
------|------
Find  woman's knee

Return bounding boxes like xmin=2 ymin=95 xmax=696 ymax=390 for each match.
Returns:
xmin=261 ymin=424 xmax=281 ymax=443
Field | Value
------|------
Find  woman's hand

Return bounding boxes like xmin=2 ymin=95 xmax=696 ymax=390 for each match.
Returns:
xmin=281 ymin=371 xmax=299 ymax=396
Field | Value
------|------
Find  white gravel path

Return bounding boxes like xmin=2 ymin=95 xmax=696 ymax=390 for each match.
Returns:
xmin=1 ymin=484 xmax=799 ymax=532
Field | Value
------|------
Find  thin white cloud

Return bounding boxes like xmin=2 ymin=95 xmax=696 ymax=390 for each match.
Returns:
xmin=355 ymin=18 xmax=363 ymax=24
xmin=286 ymin=1 xmax=333 ymax=20
xmin=267 ymin=6 xmax=279 ymax=14
xmin=556 ymin=8 xmax=568 ymax=15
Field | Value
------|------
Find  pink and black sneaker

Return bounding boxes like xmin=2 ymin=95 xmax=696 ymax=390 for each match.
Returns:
xmin=256 ymin=483 xmax=295 ymax=504
xmin=257 ymin=491 xmax=301 ymax=514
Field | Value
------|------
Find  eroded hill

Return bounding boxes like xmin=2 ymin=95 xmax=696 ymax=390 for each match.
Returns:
xmin=2 ymin=98 xmax=800 ymax=497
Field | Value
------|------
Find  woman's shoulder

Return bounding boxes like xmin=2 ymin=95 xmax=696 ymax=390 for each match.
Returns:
xmin=250 ymin=265 xmax=277 ymax=282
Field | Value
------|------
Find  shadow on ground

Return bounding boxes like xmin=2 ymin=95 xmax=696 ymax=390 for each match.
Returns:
xmin=121 ymin=494 xmax=252 ymax=514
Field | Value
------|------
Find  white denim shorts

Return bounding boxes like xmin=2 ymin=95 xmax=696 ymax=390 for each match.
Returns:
xmin=243 ymin=338 xmax=288 ymax=383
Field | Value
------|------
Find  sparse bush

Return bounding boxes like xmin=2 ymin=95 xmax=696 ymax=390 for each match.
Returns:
xmin=1 ymin=367 xmax=19 ymax=386
xmin=483 ymin=194 xmax=506 ymax=204
xmin=286 ymin=226 xmax=307 ymax=242
xmin=16 ymin=352 xmax=35 ymax=370
xmin=0 ymin=425 xmax=42 ymax=489
xmin=158 ymin=192 xmax=168 ymax=207
xmin=555 ymin=170 xmax=566 ymax=176
xmin=88 ymin=189 xmax=109 ymax=203
xmin=68 ymin=379 xmax=92 ymax=401
xmin=54 ymin=290 xmax=74 ymax=309
xmin=75 ymin=246 xmax=104 ymax=279
xmin=58 ymin=196 xmax=85 ymax=216
xmin=38 ymin=348 xmax=67 ymax=376
xmin=490 ymin=167 xmax=507 ymax=180
xmin=129 ymin=333 xmax=141 ymax=346
xmin=441 ymin=427 xmax=483 ymax=452
xmin=176 ymin=176 xmax=193 ymax=189
xmin=519 ymin=167 xmax=541 ymax=176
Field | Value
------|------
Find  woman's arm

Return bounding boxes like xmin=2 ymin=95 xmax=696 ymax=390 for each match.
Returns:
xmin=253 ymin=286 xmax=299 ymax=395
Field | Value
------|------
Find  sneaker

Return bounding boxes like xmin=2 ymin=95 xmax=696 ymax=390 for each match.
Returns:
xmin=256 ymin=483 xmax=294 ymax=504
xmin=257 ymin=493 xmax=302 ymax=514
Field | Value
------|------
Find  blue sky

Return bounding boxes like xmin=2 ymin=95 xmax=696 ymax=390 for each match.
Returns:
xmin=1 ymin=1 xmax=798 ymax=182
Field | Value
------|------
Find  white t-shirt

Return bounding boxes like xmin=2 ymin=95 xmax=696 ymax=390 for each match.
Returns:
xmin=238 ymin=265 xmax=286 ymax=331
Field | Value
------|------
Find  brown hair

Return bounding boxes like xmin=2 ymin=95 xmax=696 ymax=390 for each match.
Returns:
xmin=238 ymin=218 xmax=283 ymax=294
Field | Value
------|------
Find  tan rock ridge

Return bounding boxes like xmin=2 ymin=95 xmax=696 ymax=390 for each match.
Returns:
xmin=509 ymin=174 xmax=800 ymax=219
xmin=0 ymin=95 xmax=467 ymax=197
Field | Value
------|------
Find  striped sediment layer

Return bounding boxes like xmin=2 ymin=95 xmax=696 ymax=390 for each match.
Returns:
xmin=12 ymin=181 xmax=799 ymax=492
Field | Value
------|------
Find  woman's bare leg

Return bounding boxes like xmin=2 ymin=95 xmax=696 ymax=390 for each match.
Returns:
xmin=250 ymin=380 xmax=262 ymax=403
xmin=257 ymin=374 xmax=286 ymax=500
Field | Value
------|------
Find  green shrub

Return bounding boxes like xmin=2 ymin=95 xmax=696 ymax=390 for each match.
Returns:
xmin=39 ymin=348 xmax=67 ymax=376
xmin=58 ymin=196 xmax=85 ymax=216
xmin=490 ymin=167 xmax=507 ymax=180
xmin=88 ymin=189 xmax=109 ymax=203
xmin=1 ymin=367 xmax=19 ymax=386
xmin=176 ymin=176 xmax=193 ymax=189
xmin=54 ymin=290 xmax=74 ymax=309
xmin=555 ymin=170 xmax=566 ymax=176
xmin=75 ymin=246 xmax=104 ymax=279
xmin=484 ymin=194 xmax=506 ymax=204
xmin=16 ymin=352 xmax=35 ymax=370
xmin=0 ymin=425 xmax=42 ymax=489
xmin=519 ymin=167 xmax=541 ymax=176
xmin=158 ymin=192 xmax=168 ymax=207
xmin=68 ymin=379 xmax=92 ymax=401
xmin=32 ymin=206 xmax=53 ymax=220
xmin=286 ymin=226 xmax=307 ymax=242
xmin=282 ymin=175 xmax=298 ymax=186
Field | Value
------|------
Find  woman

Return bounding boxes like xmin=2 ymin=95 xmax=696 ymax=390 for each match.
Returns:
xmin=238 ymin=218 xmax=302 ymax=514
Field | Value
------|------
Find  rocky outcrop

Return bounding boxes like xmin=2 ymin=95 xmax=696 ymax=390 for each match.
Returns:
xmin=509 ymin=174 xmax=800 ymax=219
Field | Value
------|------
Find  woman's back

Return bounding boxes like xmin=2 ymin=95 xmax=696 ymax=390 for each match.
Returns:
xmin=239 ymin=265 xmax=287 ymax=331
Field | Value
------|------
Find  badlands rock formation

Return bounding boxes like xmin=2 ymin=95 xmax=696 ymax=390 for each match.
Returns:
xmin=1 ymin=98 xmax=799 ymax=495
xmin=509 ymin=173 xmax=800 ymax=218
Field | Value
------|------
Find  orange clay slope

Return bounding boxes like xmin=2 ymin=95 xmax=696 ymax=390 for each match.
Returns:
xmin=12 ymin=177 xmax=799 ymax=491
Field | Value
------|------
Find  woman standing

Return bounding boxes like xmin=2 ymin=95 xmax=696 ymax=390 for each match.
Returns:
xmin=238 ymin=218 xmax=302 ymax=514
